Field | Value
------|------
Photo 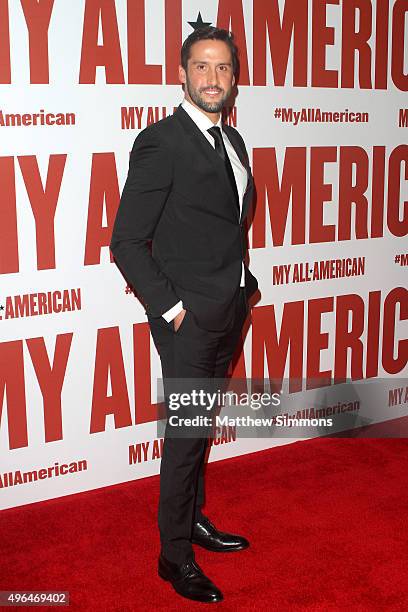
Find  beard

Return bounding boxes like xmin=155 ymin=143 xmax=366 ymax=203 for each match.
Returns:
xmin=185 ymin=78 xmax=231 ymax=113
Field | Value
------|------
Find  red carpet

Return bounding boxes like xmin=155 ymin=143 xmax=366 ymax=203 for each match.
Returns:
xmin=1 ymin=427 xmax=408 ymax=611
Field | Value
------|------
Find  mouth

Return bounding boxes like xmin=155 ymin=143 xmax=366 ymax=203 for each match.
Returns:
xmin=202 ymin=88 xmax=222 ymax=97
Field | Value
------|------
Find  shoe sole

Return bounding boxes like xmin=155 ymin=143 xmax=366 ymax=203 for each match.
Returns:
xmin=158 ymin=568 xmax=223 ymax=603
xmin=191 ymin=540 xmax=250 ymax=552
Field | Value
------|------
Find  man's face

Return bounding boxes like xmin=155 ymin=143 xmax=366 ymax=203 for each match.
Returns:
xmin=179 ymin=39 xmax=235 ymax=116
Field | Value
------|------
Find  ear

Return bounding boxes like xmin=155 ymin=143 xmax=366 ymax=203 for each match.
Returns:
xmin=232 ymin=74 xmax=235 ymax=87
xmin=178 ymin=65 xmax=186 ymax=85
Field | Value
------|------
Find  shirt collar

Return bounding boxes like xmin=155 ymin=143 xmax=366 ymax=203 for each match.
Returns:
xmin=181 ymin=98 xmax=222 ymax=134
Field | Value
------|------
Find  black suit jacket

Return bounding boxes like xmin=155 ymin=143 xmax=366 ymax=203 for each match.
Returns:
xmin=110 ymin=104 xmax=258 ymax=331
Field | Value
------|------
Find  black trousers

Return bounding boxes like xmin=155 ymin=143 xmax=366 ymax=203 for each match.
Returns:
xmin=147 ymin=287 xmax=248 ymax=564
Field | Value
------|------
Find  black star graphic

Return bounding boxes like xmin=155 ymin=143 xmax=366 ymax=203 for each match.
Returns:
xmin=188 ymin=11 xmax=212 ymax=30
xmin=0 ymin=305 xmax=4 ymax=311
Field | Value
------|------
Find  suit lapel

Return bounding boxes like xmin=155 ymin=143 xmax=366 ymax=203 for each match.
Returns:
xmin=222 ymin=124 xmax=254 ymax=224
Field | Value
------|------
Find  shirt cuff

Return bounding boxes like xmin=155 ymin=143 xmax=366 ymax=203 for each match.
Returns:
xmin=240 ymin=262 xmax=245 ymax=287
xmin=162 ymin=300 xmax=184 ymax=322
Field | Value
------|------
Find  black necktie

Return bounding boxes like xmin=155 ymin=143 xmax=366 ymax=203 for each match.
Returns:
xmin=207 ymin=126 xmax=239 ymax=211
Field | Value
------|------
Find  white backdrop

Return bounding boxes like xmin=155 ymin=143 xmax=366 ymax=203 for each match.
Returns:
xmin=1 ymin=0 xmax=407 ymax=510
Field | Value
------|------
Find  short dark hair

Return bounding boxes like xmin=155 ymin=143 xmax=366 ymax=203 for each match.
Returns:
xmin=181 ymin=27 xmax=238 ymax=75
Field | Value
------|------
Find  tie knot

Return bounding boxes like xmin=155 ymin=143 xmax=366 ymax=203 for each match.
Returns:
xmin=207 ymin=126 xmax=223 ymax=143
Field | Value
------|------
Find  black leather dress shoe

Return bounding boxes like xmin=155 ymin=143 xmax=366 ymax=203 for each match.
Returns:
xmin=158 ymin=554 xmax=223 ymax=603
xmin=192 ymin=516 xmax=250 ymax=552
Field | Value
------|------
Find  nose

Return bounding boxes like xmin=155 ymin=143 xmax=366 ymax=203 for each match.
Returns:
xmin=206 ymin=65 xmax=218 ymax=86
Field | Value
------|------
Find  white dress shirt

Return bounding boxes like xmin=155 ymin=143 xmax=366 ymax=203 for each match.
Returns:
xmin=162 ymin=98 xmax=247 ymax=322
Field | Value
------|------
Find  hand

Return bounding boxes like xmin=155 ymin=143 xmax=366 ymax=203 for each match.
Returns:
xmin=173 ymin=308 xmax=187 ymax=332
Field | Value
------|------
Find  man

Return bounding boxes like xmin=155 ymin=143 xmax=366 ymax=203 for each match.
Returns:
xmin=110 ymin=27 xmax=258 ymax=603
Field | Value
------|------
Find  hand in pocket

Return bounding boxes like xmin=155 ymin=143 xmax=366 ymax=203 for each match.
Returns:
xmin=173 ymin=309 xmax=187 ymax=332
